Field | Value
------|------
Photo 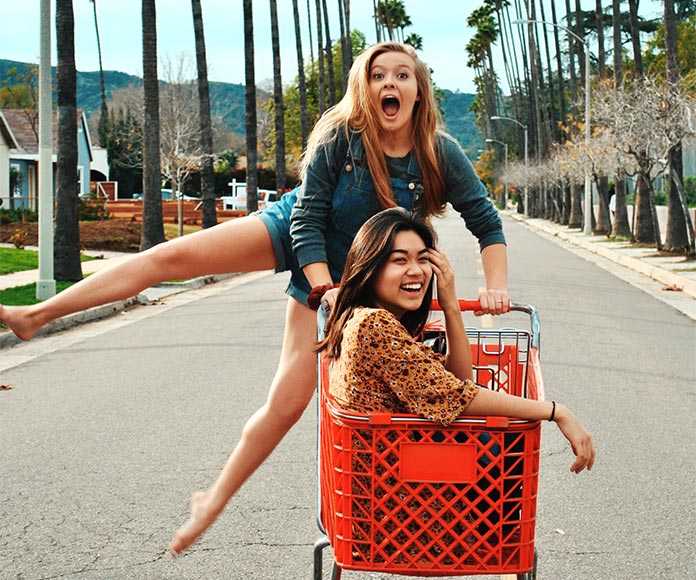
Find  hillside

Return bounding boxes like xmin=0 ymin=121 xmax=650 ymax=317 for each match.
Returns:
xmin=1 ymin=58 xmax=482 ymax=152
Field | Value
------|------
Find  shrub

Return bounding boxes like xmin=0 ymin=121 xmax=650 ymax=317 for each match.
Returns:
xmin=9 ymin=230 xmax=29 ymax=249
xmin=0 ymin=208 xmax=39 ymax=225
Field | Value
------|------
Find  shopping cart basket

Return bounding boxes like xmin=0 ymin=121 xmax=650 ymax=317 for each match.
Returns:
xmin=313 ymin=301 xmax=543 ymax=579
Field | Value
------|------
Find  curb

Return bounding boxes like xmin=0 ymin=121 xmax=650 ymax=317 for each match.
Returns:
xmin=508 ymin=212 xmax=696 ymax=300
xmin=0 ymin=273 xmax=236 ymax=351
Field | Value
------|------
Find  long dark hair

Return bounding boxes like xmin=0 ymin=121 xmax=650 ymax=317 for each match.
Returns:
xmin=318 ymin=208 xmax=438 ymax=359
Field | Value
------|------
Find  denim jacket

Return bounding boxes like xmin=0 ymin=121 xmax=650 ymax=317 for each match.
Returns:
xmin=290 ymin=129 xmax=505 ymax=278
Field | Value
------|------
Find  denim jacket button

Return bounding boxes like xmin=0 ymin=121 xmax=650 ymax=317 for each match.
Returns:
xmin=345 ymin=164 xmax=353 ymax=173
xmin=408 ymin=182 xmax=415 ymax=190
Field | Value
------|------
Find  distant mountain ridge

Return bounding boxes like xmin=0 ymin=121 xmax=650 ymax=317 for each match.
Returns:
xmin=0 ymin=58 xmax=482 ymax=153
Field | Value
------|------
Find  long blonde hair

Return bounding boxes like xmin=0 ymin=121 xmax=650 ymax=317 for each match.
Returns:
xmin=301 ymin=42 xmax=446 ymax=217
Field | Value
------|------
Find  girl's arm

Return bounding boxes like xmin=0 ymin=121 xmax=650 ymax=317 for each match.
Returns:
xmin=479 ymin=243 xmax=509 ymax=314
xmin=465 ymin=390 xmax=596 ymax=474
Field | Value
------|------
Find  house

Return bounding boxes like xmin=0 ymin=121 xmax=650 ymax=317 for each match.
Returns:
xmin=0 ymin=108 xmax=95 ymax=211
xmin=0 ymin=111 xmax=20 ymax=205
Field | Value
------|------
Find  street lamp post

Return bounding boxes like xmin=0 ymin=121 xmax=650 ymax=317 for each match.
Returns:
xmin=491 ymin=115 xmax=528 ymax=216
xmin=37 ymin=0 xmax=55 ymax=300
xmin=513 ymin=19 xmax=593 ymax=234
xmin=485 ymin=138 xmax=508 ymax=210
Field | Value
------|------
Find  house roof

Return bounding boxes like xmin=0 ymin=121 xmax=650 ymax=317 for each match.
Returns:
xmin=0 ymin=108 xmax=90 ymax=155
xmin=0 ymin=111 xmax=20 ymax=149
xmin=0 ymin=109 xmax=37 ymax=152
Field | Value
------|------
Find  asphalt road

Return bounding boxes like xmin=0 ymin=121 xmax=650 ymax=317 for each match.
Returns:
xmin=1 ymin=211 xmax=695 ymax=579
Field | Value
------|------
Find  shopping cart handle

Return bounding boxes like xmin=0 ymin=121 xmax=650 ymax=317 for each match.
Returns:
xmin=430 ymin=299 xmax=481 ymax=311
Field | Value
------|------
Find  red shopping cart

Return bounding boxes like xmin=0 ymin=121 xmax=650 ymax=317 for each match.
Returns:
xmin=313 ymin=301 xmax=544 ymax=580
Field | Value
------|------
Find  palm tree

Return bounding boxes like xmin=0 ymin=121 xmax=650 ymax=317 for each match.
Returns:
xmin=292 ymin=0 xmax=309 ymax=150
xmin=243 ymin=0 xmax=259 ymax=213
xmin=140 ymin=0 xmax=165 ymax=250
xmin=663 ymin=0 xmax=693 ymax=254
xmin=269 ymin=0 xmax=286 ymax=193
xmin=54 ymin=0 xmax=82 ymax=281
xmin=593 ymin=0 xmax=612 ymax=236
xmin=610 ymin=0 xmax=631 ymax=237
xmin=89 ymin=0 xmax=108 ymax=147
xmin=321 ymin=0 xmax=336 ymax=106
xmin=337 ymin=0 xmax=352 ymax=90
xmin=191 ymin=0 xmax=217 ymax=229
xmin=314 ymin=0 xmax=326 ymax=113
xmin=627 ymin=0 xmax=658 ymax=246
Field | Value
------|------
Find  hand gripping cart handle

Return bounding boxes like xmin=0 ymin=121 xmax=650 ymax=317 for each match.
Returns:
xmin=313 ymin=300 xmax=543 ymax=580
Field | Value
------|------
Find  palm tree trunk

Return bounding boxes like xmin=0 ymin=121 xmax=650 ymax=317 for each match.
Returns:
xmin=55 ymin=0 xmax=82 ymax=281
xmin=538 ymin=0 xmax=558 ymax=144
xmin=372 ymin=0 xmax=381 ymax=42
xmin=191 ymin=0 xmax=217 ymax=229
xmin=90 ymin=0 xmax=108 ymax=147
xmin=610 ymin=0 xmax=631 ymax=237
xmin=292 ymin=0 xmax=309 ymax=150
xmin=306 ymin=0 xmax=315 ymax=64
xmin=593 ymin=0 xmax=611 ymax=236
xmin=243 ymin=0 xmax=259 ymax=213
xmin=627 ymin=0 xmax=644 ymax=78
xmin=269 ymin=0 xmax=286 ymax=193
xmin=321 ymin=0 xmax=336 ymax=107
xmin=140 ymin=0 xmax=165 ymax=250
xmin=663 ymin=0 xmax=692 ymax=253
xmin=550 ymin=0 xmax=567 ymax=135
xmin=314 ymin=0 xmax=326 ymax=114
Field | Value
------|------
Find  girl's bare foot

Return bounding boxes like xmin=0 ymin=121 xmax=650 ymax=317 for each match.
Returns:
xmin=0 ymin=304 xmax=41 ymax=341
xmin=169 ymin=490 xmax=222 ymax=557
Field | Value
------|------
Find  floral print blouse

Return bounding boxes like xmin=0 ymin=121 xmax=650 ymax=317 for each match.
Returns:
xmin=329 ymin=307 xmax=480 ymax=425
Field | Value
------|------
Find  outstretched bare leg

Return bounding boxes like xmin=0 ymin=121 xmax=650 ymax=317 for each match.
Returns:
xmin=169 ymin=297 xmax=317 ymax=555
xmin=0 ymin=216 xmax=275 ymax=341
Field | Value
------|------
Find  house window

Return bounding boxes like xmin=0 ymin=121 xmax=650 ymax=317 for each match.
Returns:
xmin=10 ymin=163 xmax=21 ymax=195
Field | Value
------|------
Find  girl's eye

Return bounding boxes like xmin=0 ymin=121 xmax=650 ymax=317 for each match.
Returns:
xmin=397 ymin=72 xmax=408 ymax=80
xmin=372 ymin=72 xmax=384 ymax=80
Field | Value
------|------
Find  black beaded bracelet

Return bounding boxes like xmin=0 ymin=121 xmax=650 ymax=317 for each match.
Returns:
xmin=548 ymin=401 xmax=556 ymax=422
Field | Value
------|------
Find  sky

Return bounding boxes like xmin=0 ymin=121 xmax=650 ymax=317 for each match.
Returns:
xmin=2 ymin=0 xmax=666 ymax=95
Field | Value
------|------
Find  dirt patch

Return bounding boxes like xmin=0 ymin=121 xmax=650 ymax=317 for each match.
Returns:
xmin=0 ymin=220 xmax=142 ymax=253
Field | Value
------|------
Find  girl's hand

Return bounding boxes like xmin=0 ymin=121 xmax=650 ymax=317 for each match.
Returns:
xmin=476 ymin=288 xmax=510 ymax=316
xmin=322 ymin=287 xmax=340 ymax=310
xmin=554 ymin=404 xmax=596 ymax=474
xmin=428 ymin=249 xmax=458 ymax=310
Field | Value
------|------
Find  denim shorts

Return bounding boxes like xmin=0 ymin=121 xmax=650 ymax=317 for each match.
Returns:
xmin=257 ymin=189 xmax=313 ymax=305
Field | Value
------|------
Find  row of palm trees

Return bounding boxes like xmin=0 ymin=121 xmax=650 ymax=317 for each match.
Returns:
xmin=466 ymin=0 xmax=695 ymax=256
xmin=56 ymin=0 xmax=400 ymax=280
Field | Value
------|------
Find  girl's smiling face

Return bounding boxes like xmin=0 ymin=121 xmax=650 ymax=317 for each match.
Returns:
xmin=372 ymin=230 xmax=432 ymax=319
xmin=369 ymin=51 xmax=420 ymax=140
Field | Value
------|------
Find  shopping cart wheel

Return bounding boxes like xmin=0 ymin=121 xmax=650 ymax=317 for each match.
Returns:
xmin=516 ymin=550 xmax=538 ymax=580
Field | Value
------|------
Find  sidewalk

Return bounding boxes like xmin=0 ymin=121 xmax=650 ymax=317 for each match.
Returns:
xmin=507 ymin=212 xmax=696 ymax=319
xmin=2 ymin=214 xmax=695 ymax=349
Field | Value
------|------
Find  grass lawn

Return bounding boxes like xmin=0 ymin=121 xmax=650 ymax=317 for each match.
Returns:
xmin=0 ymin=247 xmax=97 ymax=275
xmin=0 ymin=281 xmax=76 ymax=308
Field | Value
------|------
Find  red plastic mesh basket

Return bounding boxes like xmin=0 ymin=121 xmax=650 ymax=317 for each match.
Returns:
xmin=318 ymin=327 xmax=543 ymax=576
